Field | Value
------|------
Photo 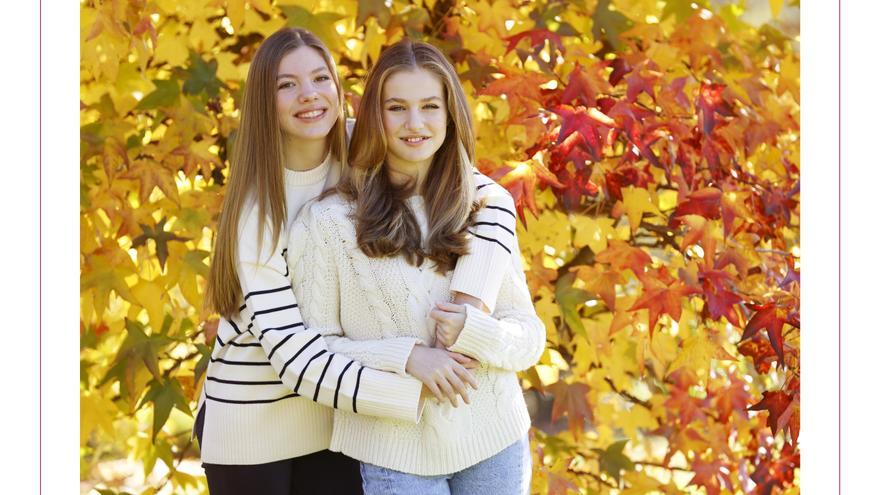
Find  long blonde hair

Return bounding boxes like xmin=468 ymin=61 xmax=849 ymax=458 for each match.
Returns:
xmin=339 ymin=39 xmax=477 ymax=273
xmin=206 ymin=28 xmax=347 ymax=317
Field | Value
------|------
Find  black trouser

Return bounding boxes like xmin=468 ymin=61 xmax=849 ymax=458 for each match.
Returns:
xmin=196 ymin=405 xmax=363 ymax=494
xmin=203 ymin=450 xmax=364 ymax=495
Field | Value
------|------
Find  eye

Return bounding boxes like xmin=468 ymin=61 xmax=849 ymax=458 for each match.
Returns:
xmin=315 ymin=74 xmax=331 ymax=83
xmin=386 ymin=105 xmax=405 ymax=112
xmin=423 ymin=103 xmax=441 ymax=110
xmin=278 ymin=81 xmax=296 ymax=90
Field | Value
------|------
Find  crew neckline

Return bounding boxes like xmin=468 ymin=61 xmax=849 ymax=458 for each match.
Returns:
xmin=284 ymin=153 xmax=332 ymax=186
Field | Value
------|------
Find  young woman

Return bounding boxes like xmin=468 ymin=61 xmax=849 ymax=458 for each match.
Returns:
xmin=289 ymin=40 xmax=545 ymax=494
xmin=197 ymin=29 xmax=517 ymax=494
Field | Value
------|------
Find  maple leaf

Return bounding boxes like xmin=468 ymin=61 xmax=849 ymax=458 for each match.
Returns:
xmin=571 ymin=265 xmax=622 ymax=311
xmin=553 ymin=104 xmax=616 ymax=162
xmin=625 ymin=65 xmax=663 ymax=102
xmin=748 ymin=390 xmax=796 ymax=437
xmin=711 ymin=373 xmax=752 ymax=423
xmin=672 ymin=187 xmax=722 ymax=222
xmin=138 ymin=378 xmax=192 ymax=440
xmin=559 ymin=63 xmax=613 ymax=107
xmin=504 ymin=28 xmax=563 ymax=54
xmin=356 ymin=0 xmax=391 ymax=27
xmin=592 ymin=439 xmax=634 ymax=484
xmin=131 ymin=217 xmax=190 ymax=270
xmin=629 ymin=276 xmax=698 ymax=336
xmin=667 ymin=332 xmax=736 ymax=378
xmin=596 ymin=240 xmax=652 ymax=278
xmin=548 ymin=381 xmax=592 ymax=437
xmin=118 ymin=159 xmax=180 ymax=205
xmin=750 ymin=440 xmax=799 ymax=495
xmin=697 ymin=83 xmax=732 ymax=135
xmin=687 ymin=457 xmax=732 ymax=495
xmin=738 ymin=336 xmax=779 ymax=374
xmin=740 ymin=306 xmax=786 ymax=362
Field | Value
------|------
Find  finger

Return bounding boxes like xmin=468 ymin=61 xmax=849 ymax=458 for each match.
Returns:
xmin=448 ymin=352 xmax=475 ymax=365
xmin=454 ymin=365 xmax=479 ymax=390
xmin=445 ymin=371 xmax=470 ymax=405
xmin=436 ymin=377 xmax=458 ymax=407
xmin=430 ymin=309 xmax=453 ymax=323
xmin=435 ymin=301 xmax=466 ymax=313
xmin=425 ymin=381 xmax=443 ymax=401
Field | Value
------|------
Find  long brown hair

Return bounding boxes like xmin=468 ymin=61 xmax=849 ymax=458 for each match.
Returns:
xmin=206 ymin=28 xmax=347 ymax=317
xmin=339 ymin=39 xmax=476 ymax=273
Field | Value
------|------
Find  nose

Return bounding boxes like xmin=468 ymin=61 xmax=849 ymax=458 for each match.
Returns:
xmin=404 ymin=108 xmax=424 ymax=131
xmin=298 ymin=82 xmax=318 ymax=103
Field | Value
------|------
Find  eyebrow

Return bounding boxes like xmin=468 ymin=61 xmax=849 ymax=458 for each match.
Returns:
xmin=383 ymin=96 xmax=443 ymax=104
xmin=276 ymin=67 xmax=329 ymax=80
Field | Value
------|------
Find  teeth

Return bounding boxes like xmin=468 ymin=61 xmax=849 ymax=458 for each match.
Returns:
xmin=297 ymin=109 xmax=324 ymax=119
xmin=403 ymin=137 xmax=428 ymax=143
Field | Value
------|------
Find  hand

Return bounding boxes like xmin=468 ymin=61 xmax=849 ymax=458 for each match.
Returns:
xmin=405 ymin=344 xmax=479 ymax=407
xmin=431 ymin=301 xmax=467 ymax=348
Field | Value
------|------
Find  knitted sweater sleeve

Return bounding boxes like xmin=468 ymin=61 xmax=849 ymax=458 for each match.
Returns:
xmin=235 ymin=201 xmax=423 ymax=422
xmin=447 ymin=229 xmax=546 ymax=372
xmin=288 ymin=202 xmax=422 ymax=377
xmin=449 ymin=170 xmax=518 ymax=312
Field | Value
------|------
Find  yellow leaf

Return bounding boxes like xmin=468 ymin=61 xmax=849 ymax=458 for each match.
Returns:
xmin=132 ymin=280 xmax=167 ymax=330
xmin=769 ymin=0 xmax=784 ymax=18
xmin=621 ymin=186 xmax=661 ymax=234
xmin=618 ymin=405 xmax=659 ymax=443
xmin=571 ymin=215 xmax=615 ymax=254
xmin=666 ymin=332 xmax=736 ymax=379
xmin=226 ymin=0 xmax=246 ymax=30
xmin=621 ymin=471 xmax=665 ymax=495
xmin=80 ymin=391 xmax=117 ymax=445
xmin=153 ymin=24 xmax=190 ymax=68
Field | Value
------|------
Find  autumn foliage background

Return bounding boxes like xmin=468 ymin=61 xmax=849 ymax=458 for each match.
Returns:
xmin=80 ymin=0 xmax=800 ymax=493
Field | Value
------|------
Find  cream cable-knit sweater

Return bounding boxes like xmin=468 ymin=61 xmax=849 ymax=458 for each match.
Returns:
xmin=196 ymin=156 xmax=519 ymax=465
xmin=289 ymin=193 xmax=545 ymax=476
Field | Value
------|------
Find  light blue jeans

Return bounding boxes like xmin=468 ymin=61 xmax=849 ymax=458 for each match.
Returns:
xmin=360 ymin=436 xmax=531 ymax=495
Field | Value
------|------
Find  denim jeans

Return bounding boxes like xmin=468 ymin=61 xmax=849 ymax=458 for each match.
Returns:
xmin=359 ymin=435 xmax=531 ymax=495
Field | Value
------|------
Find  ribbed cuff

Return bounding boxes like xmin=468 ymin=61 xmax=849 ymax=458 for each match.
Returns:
xmin=448 ymin=304 xmax=500 ymax=360
xmin=355 ymin=368 xmax=424 ymax=423
xmin=372 ymin=337 xmax=420 ymax=376
xmin=450 ymin=242 xmax=507 ymax=312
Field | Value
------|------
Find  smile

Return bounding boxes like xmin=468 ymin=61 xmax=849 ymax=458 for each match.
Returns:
xmin=295 ymin=108 xmax=327 ymax=120
xmin=401 ymin=136 xmax=430 ymax=145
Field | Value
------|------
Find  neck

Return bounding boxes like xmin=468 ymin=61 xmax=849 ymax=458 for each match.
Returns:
xmin=282 ymin=136 xmax=330 ymax=172
xmin=385 ymin=156 xmax=431 ymax=194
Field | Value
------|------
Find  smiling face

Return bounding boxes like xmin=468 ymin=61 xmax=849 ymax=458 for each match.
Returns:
xmin=381 ymin=68 xmax=448 ymax=176
xmin=275 ymin=46 xmax=339 ymax=145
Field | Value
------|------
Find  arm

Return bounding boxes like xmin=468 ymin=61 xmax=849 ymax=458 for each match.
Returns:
xmin=235 ymin=201 xmax=423 ymax=422
xmin=445 ymin=234 xmax=546 ymax=372
xmin=449 ymin=170 xmax=518 ymax=313
xmin=290 ymin=202 xmax=479 ymax=406
xmin=288 ymin=204 xmax=421 ymax=376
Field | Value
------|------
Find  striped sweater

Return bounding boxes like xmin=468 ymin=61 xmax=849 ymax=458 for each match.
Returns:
xmin=196 ymin=161 xmax=518 ymax=465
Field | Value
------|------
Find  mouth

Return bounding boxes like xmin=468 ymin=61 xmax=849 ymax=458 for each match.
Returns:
xmin=400 ymin=136 xmax=430 ymax=146
xmin=294 ymin=108 xmax=328 ymax=121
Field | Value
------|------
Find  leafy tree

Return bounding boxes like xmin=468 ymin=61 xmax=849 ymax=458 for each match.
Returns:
xmin=81 ymin=1 xmax=800 ymax=493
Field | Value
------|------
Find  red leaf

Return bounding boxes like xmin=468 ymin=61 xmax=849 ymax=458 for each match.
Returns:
xmin=503 ymin=28 xmax=564 ymax=54
xmin=738 ymin=337 xmax=778 ymax=374
xmin=629 ymin=276 xmax=698 ymax=336
xmin=548 ymin=381 xmax=592 ymax=437
xmin=741 ymin=307 xmax=786 ymax=362
xmin=673 ymin=187 xmax=722 ymax=221
xmin=596 ymin=240 xmax=652 ymax=277
xmin=748 ymin=390 xmax=795 ymax=436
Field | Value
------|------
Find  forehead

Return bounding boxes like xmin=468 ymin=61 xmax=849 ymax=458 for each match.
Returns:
xmin=277 ymin=46 xmax=330 ymax=77
xmin=382 ymin=68 xmax=445 ymax=101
